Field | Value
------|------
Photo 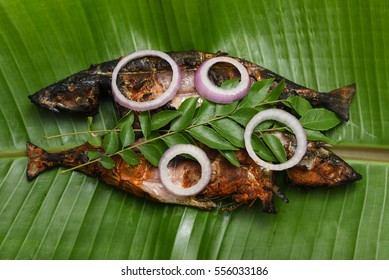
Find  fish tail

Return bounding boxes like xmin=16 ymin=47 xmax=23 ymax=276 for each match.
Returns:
xmin=26 ymin=142 xmax=59 ymax=180
xmin=319 ymin=84 xmax=356 ymax=121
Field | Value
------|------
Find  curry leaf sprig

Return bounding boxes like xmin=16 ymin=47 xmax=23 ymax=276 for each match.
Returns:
xmin=61 ymin=78 xmax=342 ymax=172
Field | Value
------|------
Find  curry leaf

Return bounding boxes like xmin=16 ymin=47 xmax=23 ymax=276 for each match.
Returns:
xmin=150 ymin=110 xmax=182 ymax=131
xmin=219 ymin=150 xmax=241 ymax=167
xmin=215 ymin=101 xmax=239 ymax=116
xmin=251 ymin=134 xmax=278 ymax=162
xmin=120 ymin=121 xmax=135 ymax=147
xmin=264 ymin=80 xmax=286 ymax=102
xmin=87 ymin=150 xmax=100 ymax=161
xmin=284 ymin=95 xmax=313 ymax=116
xmin=238 ymin=79 xmax=274 ymax=108
xmin=151 ymin=138 xmax=169 ymax=156
xmin=116 ymin=111 xmax=135 ymax=129
xmin=139 ymin=111 xmax=151 ymax=138
xmin=162 ymin=132 xmax=194 ymax=147
xmin=120 ymin=149 xmax=140 ymax=165
xmin=229 ymin=107 xmax=259 ymax=126
xmin=254 ymin=118 xmax=274 ymax=131
xmin=87 ymin=134 xmax=102 ymax=147
xmin=187 ymin=126 xmax=238 ymax=150
xmin=305 ymin=129 xmax=336 ymax=144
xmin=100 ymin=156 xmax=115 ymax=169
xmin=300 ymin=108 xmax=342 ymax=130
xmin=87 ymin=116 xmax=94 ymax=129
xmin=211 ymin=118 xmax=245 ymax=148
xmin=103 ymin=130 xmax=119 ymax=155
xmin=171 ymin=97 xmax=199 ymax=131
xmin=262 ymin=133 xmax=287 ymax=163
xmin=139 ymin=143 xmax=164 ymax=166
xmin=220 ymin=78 xmax=240 ymax=89
xmin=193 ymin=99 xmax=216 ymax=124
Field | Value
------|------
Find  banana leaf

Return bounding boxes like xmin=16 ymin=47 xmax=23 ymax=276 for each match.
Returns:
xmin=0 ymin=0 xmax=388 ymax=260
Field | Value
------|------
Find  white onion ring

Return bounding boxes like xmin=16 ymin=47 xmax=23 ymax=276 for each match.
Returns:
xmin=159 ymin=144 xmax=212 ymax=196
xmin=111 ymin=50 xmax=182 ymax=111
xmin=244 ymin=109 xmax=307 ymax=171
xmin=194 ymin=56 xmax=250 ymax=103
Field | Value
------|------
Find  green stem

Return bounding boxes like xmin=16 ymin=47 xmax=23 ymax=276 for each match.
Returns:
xmin=60 ymin=158 xmax=102 ymax=174
xmin=114 ymin=130 xmax=177 ymax=155
xmin=45 ymin=128 xmax=145 ymax=140
xmin=59 ymin=98 xmax=283 ymax=173
xmin=258 ymin=126 xmax=289 ymax=133
xmin=44 ymin=129 xmax=112 ymax=140
xmin=59 ymin=130 xmax=177 ymax=174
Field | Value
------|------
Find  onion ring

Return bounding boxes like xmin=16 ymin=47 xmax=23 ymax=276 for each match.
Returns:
xmin=244 ymin=109 xmax=307 ymax=171
xmin=111 ymin=50 xmax=182 ymax=111
xmin=194 ymin=56 xmax=250 ymax=103
xmin=159 ymin=144 xmax=212 ymax=196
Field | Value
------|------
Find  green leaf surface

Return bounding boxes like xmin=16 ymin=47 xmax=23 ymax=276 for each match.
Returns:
xmin=193 ymin=99 xmax=216 ymax=124
xmin=220 ymin=78 xmax=240 ymax=89
xmin=187 ymin=126 xmax=238 ymax=151
xmin=103 ymin=130 xmax=119 ymax=155
xmin=170 ymin=97 xmax=199 ymax=131
xmin=100 ymin=156 xmax=115 ymax=169
xmin=120 ymin=121 xmax=135 ymax=147
xmin=120 ymin=149 xmax=140 ymax=166
xmin=264 ymin=79 xmax=285 ymax=102
xmin=219 ymin=150 xmax=241 ymax=167
xmin=150 ymin=110 xmax=182 ymax=131
xmin=87 ymin=150 xmax=100 ymax=161
xmin=285 ymin=95 xmax=313 ymax=116
xmin=262 ymin=133 xmax=287 ymax=163
xmin=139 ymin=111 xmax=151 ymax=138
xmin=87 ymin=134 xmax=102 ymax=147
xmin=229 ymin=107 xmax=260 ymax=126
xmin=162 ymin=132 xmax=194 ymax=147
xmin=300 ymin=108 xmax=342 ymax=131
xmin=211 ymin=118 xmax=245 ymax=148
xmin=215 ymin=101 xmax=239 ymax=116
xmin=138 ymin=143 xmax=163 ymax=167
xmin=1 ymin=0 xmax=388 ymax=261
xmin=116 ymin=111 xmax=134 ymax=130
xmin=305 ymin=129 xmax=336 ymax=144
xmin=251 ymin=134 xmax=278 ymax=162
xmin=238 ymin=79 xmax=274 ymax=108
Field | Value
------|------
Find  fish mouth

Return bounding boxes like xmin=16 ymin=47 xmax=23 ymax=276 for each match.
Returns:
xmin=28 ymin=92 xmax=60 ymax=113
xmin=346 ymin=170 xmax=363 ymax=184
xmin=28 ymin=87 xmax=100 ymax=116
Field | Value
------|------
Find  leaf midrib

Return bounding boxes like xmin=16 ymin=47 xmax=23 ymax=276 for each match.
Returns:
xmin=331 ymin=146 xmax=389 ymax=164
xmin=2 ymin=145 xmax=389 ymax=164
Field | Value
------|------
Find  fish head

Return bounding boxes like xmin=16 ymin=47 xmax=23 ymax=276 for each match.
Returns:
xmin=288 ymin=146 xmax=362 ymax=188
xmin=28 ymin=71 xmax=100 ymax=115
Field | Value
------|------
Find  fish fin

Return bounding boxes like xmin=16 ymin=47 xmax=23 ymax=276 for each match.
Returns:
xmin=26 ymin=142 xmax=58 ymax=180
xmin=270 ymin=184 xmax=289 ymax=203
xmin=319 ymin=84 xmax=356 ymax=121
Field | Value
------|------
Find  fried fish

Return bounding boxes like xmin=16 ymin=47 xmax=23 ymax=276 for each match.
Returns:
xmin=29 ymin=50 xmax=355 ymax=121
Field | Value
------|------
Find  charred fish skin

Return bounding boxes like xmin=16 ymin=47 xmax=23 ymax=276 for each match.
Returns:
xmin=28 ymin=60 xmax=118 ymax=115
xmin=288 ymin=145 xmax=362 ymax=188
xmin=28 ymin=51 xmax=212 ymax=115
xmin=274 ymin=132 xmax=362 ymax=188
xmin=29 ymin=50 xmax=355 ymax=121
xmin=26 ymin=131 xmax=363 ymax=213
xmin=26 ymin=141 xmax=284 ymax=213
